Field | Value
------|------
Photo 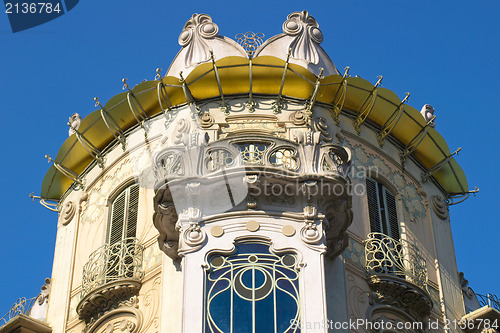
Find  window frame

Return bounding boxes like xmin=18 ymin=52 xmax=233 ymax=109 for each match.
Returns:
xmin=365 ymin=177 xmax=400 ymax=240
xmin=106 ymin=182 xmax=140 ymax=245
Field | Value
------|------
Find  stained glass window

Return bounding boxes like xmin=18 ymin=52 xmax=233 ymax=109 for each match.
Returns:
xmin=206 ymin=242 xmax=301 ymax=333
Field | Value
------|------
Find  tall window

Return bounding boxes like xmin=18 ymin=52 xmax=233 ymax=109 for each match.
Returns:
xmin=365 ymin=178 xmax=399 ymax=240
xmin=109 ymin=183 xmax=139 ymax=245
xmin=107 ymin=183 xmax=140 ymax=279
xmin=206 ymin=242 xmax=301 ymax=333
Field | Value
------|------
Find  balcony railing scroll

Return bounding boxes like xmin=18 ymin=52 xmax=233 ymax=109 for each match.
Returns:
xmin=364 ymin=232 xmax=428 ymax=291
xmin=0 ymin=297 xmax=38 ymax=326
xmin=81 ymin=237 xmax=144 ymax=299
xmin=476 ymin=293 xmax=500 ymax=311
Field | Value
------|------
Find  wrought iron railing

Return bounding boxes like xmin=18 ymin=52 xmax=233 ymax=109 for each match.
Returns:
xmin=81 ymin=237 xmax=144 ymax=299
xmin=0 ymin=297 xmax=37 ymax=326
xmin=477 ymin=293 xmax=500 ymax=311
xmin=364 ymin=232 xmax=428 ymax=290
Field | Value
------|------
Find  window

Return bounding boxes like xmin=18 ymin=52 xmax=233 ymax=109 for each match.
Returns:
xmin=205 ymin=242 xmax=301 ymax=333
xmin=365 ymin=178 xmax=399 ymax=240
xmin=107 ymin=183 xmax=140 ymax=279
xmin=109 ymin=183 xmax=139 ymax=245
xmin=365 ymin=178 xmax=404 ymax=277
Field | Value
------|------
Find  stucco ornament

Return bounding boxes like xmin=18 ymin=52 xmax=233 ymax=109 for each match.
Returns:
xmin=68 ymin=113 xmax=82 ymax=136
xmin=62 ymin=200 xmax=76 ymax=225
xmin=178 ymin=13 xmax=219 ymax=67
xmin=430 ymin=195 xmax=448 ymax=220
xmin=283 ymin=11 xmax=324 ymax=65
xmin=420 ymin=104 xmax=435 ymax=128
xmin=300 ymin=206 xmax=322 ymax=245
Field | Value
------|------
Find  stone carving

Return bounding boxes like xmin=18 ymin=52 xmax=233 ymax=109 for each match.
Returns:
xmin=346 ymin=274 xmax=370 ymax=331
xmin=172 ymin=118 xmax=191 ymax=145
xmin=199 ymin=111 xmax=215 ymax=128
xmin=68 ymin=113 xmax=82 ymax=136
xmin=85 ymin=299 xmax=142 ymax=333
xmin=349 ymin=142 xmax=427 ymax=221
xmin=27 ymin=278 xmax=51 ymax=321
xmin=153 ymin=189 xmax=180 ymax=260
xmin=430 ymin=195 xmax=448 ymax=220
xmin=290 ymin=110 xmax=308 ymax=126
xmin=153 ymin=132 xmax=352 ymax=260
xmin=420 ymin=104 xmax=435 ymax=128
xmin=182 ymin=222 xmax=206 ymax=247
xmin=282 ymin=11 xmax=323 ymax=65
xmin=62 ymin=200 xmax=76 ymax=225
xmin=141 ymin=276 xmax=161 ymax=332
xmin=77 ymin=281 xmax=142 ymax=323
xmin=322 ymin=197 xmax=353 ymax=258
xmin=458 ymin=272 xmax=474 ymax=299
xmin=367 ymin=275 xmax=433 ymax=319
xmin=178 ymin=13 xmax=219 ymax=67
xmin=300 ymin=206 xmax=322 ymax=245
xmin=312 ymin=117 xmax=332 ymax=142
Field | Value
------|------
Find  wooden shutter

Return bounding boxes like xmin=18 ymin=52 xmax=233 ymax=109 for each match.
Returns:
xmin=126 ymin=184 xmax=139 ymax=239
xmin=384 ymin=189 xmax=400 ymax=240
xmin=109 ymin=184 xmax=139 ymax=245
xmin=366 ymin=178 xmax=382 ymax=234
xmin=109 ymin=191 xmax=126 ymax=245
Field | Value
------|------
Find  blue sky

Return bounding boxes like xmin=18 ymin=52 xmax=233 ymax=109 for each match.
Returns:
xmin=1 ymin=0 xmax=499 ymax=316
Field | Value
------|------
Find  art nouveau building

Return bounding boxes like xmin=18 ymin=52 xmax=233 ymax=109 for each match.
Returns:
xmin=1 ymin=11 xmax=498 ymax=333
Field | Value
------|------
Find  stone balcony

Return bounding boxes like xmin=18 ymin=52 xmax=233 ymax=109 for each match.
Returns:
xmin=363 ymin=232 xmax=433 ymax=319
xmin=153 ymin=130 xmax=354 ymax=261
xmin=76 ymin=238 xmax=144 ymax=322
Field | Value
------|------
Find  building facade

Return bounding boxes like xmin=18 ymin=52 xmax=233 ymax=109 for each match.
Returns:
xmin=1 ymin=11 xmax=499 ymax=333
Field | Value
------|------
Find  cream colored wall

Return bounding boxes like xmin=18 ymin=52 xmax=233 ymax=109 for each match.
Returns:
xmin=334 ymin=109 xmax=465 ymax=326
xmin=46 ymin=98 xmax=467 ymax=332
xmin=46 ymin=111 xmax=189 ymax=332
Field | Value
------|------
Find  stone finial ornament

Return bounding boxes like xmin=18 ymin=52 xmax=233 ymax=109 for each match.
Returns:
xmin=283 ymin=11 xmax=324 ymax=65
xmin=420 ymin=104 xmax=436 ymax=128
xmin=178 ymin=13 xmax=219 ymax=67
xmin=68 ymin=113 xmax=81 ymax=136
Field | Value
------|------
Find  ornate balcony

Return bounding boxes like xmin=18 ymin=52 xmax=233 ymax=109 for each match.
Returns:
xmin=76 ymin=238 xmax=144 ymax=322
xmin=363 ymin=232 xmax=433 ymax=319
xmin=153 ymin=130 xmax=354 ymax=261
xmin=477 ymin=294 xmax=500 ymax=311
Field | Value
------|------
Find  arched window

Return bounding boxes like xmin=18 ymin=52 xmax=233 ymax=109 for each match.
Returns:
xmin=205 ymin=242 xmax=301 ymax=333
xmin=365 ymin=178 xmax=399 ymax=240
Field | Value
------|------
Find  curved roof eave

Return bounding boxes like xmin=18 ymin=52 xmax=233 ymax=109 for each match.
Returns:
xmin=41 ymin=56 xmax=468 ymax=200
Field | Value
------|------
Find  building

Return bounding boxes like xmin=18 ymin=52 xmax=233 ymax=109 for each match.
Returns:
xmin=1 ymin=11 xmax=498 ymax=333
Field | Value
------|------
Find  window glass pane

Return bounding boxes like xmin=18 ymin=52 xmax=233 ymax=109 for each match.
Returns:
xmin=206 ymin=242 xmax=301 ymax=333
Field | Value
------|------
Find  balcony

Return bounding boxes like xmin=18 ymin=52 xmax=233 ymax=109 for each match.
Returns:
xmin=0 ymin=278 xmax=51 ymax=333
xmin=76 ymin=238 xmax=144 ymax=322
xmin=476 ymin=294 xmax=500 ymax=312
xmin=363 ymin=232 xmax=433 ymax=318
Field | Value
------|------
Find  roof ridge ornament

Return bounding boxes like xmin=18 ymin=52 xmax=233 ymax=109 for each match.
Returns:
xmin=178 ymin=13 xmax=219 ymax=67
xmin=283 ymin=10 xmax=324 ymax=65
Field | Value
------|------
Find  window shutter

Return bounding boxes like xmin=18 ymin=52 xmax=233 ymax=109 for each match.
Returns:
xmin=109 ymin=191 xmax=126 ymax=245
xmin=126 ymin=184 xmax=139 ymax=239
xmin=384 ymin=189 xmax=400 ymax=240
xmin=366 ymin=178 xmax=381 ymax=234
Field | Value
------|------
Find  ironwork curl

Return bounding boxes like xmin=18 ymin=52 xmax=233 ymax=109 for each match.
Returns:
xmin=0 ymin=297 xmax=37 ymax=325
xmin=235 ymin=32 xmax=265 ymax=57
xmin=476 ymin=293 xmax=500 ymax=311
xmin=81 ymin=237 xmax=144 ymax=299
xmin=364 ymin=232 xmax=428 ymax=290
